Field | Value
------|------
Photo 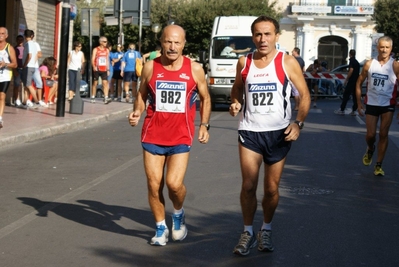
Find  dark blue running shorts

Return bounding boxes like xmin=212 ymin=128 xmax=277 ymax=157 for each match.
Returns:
xmin=238 ymin=129 xmax=291 ymax=164
xmin=365 ymin=104 xmax=395 ymax=116
xmin=142 ymin=143 xmax=191 ymax=156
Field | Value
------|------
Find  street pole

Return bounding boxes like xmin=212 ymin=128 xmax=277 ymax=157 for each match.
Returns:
xmin=56 ymin=0 xmax=71 ymax=117
xmin=138 ymin=0 xmax=143 ymax=53
xmin=118 ymin=0 xmax=124 ymax=45
xmin=88 ymin=9 xmax=92 ymax=96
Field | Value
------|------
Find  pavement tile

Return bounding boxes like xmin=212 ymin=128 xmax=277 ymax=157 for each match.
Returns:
xmin=0 ymin=98 xmax=133 ymax=149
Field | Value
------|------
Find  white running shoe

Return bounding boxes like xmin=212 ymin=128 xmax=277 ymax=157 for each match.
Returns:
xmin=39 ymin=100 xmax=48 ymax=107
xmin=150 ymin=225 xmax=169 ymax=246
xmin=172 ymin=211 xmax=188 ymax=241
xmin=15 ymin=99 xmax=22 ymax=106
xmin=90 ymin=97 xmax=96 ymax=103
xmin=26 ymin=100 xmax=38 ymax=109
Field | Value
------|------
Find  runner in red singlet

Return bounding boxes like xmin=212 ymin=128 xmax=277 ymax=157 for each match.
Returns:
xmin=128 ymin=25 xmax=211 ymax=246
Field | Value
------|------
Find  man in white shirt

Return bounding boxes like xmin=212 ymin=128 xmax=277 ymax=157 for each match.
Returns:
xmin=21 ymin=29 xmax=41 ymax=108
xmin=220 ymin=40 xmax=251 ymax=58
xmin=32 ymin=32 xmax=46 ymax=107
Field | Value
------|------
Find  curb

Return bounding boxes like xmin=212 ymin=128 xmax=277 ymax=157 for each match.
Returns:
xmin=0 ymin=109 xmax=131 ymax=149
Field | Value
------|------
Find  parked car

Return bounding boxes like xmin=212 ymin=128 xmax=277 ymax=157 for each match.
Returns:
xmin=331 ymin=63 xmax=367 ymax=96
xmin=79 ymin=80 xmax=89 ymax=97
xmin=65 ymin=80 xmax=90 ymax=98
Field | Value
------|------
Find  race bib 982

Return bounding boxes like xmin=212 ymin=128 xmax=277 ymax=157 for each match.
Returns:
xmin=155 ymin=81 xmax=187 ymax=113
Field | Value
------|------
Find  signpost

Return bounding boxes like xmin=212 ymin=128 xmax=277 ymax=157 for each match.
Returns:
xmin=81 ymin=8 xmax=100 ymax=97
xmin=112 ymin=0 xmax=152 ymax=53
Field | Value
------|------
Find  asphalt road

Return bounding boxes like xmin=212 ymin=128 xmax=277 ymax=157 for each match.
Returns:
xmin=0 ymin=99 xmax=398 ymax=267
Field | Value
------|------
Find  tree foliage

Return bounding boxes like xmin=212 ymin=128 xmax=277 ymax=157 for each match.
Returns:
xmin=74 ymin=0 xmax=282 ymax=57
xmin=374 ymin=0 xmax=399 ymax=53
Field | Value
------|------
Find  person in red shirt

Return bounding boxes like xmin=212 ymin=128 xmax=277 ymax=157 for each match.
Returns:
xmin=128 ymin=25 xmax=211 ymax=246
xmin=91 ymin=36 xmax=111 ymax=104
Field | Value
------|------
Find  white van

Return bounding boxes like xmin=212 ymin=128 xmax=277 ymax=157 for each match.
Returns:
xmin=206 ymin=16 xmax=257 ymax=109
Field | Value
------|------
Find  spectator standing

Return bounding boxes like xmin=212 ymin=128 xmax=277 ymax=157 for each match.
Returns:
xmin=31 ymin=32 xmax=45 ymax=107
xmin=121 ymin=43 xmax=142 ymax=102
xmin=21 ymin=29 xmax=40 ymax=108
xmin=107 ymin=42 xmax=114 ymax=98
xmin=143 ymin=45 xmax=162 ymax=63
xmin=0 ymin=27 xmax=17 ymax=129
xmin=67 ymin=41 xmax=85 ymax=101
xmin=128 ymin=25 xmax=211 ymax=246
xmin=291 ymin=47 xmax=305 ymax=111
xmin=13 ymin=35 xmax=24 ymax=107
xmin=111 ymin=43 xmax=124 ymax=101
xmin=334 ymin=49 xmax=360 ymax=115
xmin=229 ymin=16 xmax=310 ymax=256
xmin=356 ymin=36 xmax=399 ymax=176
xmin=91 ymin=36 xmax=111 ymax=104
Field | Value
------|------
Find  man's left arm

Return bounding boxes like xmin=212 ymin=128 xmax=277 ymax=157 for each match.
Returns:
xmin=284 ymin=55 xmax=311 ymax=141
xmin=192 ymin=61 xmax=211 ymax=144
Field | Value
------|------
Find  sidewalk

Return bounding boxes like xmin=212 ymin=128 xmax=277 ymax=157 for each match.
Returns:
xmin=0 ymin=98 xmax=133 ymax=149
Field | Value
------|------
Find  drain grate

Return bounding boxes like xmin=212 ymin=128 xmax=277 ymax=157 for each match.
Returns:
xmin=281 ymin=186 xmax=334 ymax=195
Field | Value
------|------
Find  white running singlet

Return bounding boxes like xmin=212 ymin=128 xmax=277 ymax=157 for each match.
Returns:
xmin=238 ymin=51 xmax=292 ymax=131
xmin=365 ymin=57 xmax=398 ymax=106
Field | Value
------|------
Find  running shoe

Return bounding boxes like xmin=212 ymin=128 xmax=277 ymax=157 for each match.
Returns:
xmin=374 ymin=165 xmax=385 ymax=176
xmin=0 ymin=119 xmax=3 ymax=129
xmin=172 ymin=211 xmax=188 ymax=241
xmin=26 ymin=100 xmax=38 ymax=109
xmin=257 ymin=230 xmax=275 ymax=252
xmin=362 ymin=146 xmax=374 ymax=166
xmin=233 ymin=231 xmax=257 ymax=256
xmin=15 ymin=99 xmax=22 ymax=106
xmin=39 ymin=100 xmax=48 ymax=107
xmin=349 ymin=111 xmax=357 ymax=116
xmin=334 ymin=109 xmax=345 ymax=115
xmin=150 ymin=225 xmax=169 ymax=246
xmin=104 ymin=97 xmax=112 ymax=104
xmin=90 ymin=97 xmax=96 ymax=103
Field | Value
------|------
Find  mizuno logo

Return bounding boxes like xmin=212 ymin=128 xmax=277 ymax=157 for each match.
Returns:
xmin=157 ymin=73 xmax=164 ymax=78
xmin=156 ymin=81 xmax=186 ymax=90
xmin=248 ymin=83 xmax=277 ymax=92
xmin=371 ymin=73 xmax=388 ymax=80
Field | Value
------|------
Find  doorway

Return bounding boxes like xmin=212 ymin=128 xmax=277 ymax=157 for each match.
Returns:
xmin=318 ymin=36 xmax=348 ymax=70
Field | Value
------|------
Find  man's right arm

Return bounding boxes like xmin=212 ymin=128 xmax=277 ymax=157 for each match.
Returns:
xmin=356 ymin=60 xmax=371 ymax=115
xmin=229 ymin=56 xmax=245 ymax=117
xmin=129 ymin=61 xmax=152 ymax=127
xmin=91 ymin=48 xmax=97 ymax=71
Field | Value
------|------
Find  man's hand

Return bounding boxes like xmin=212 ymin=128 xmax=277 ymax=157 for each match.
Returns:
xmin=284 ymin=123 xmax=301 ymax=141
xmin=229 ymin=102 xmax=241 ymax=117
xmin=198 ymin=127 xmax=209 ymax=144
xmin=128 ymin=110 xmax=141 ymax=127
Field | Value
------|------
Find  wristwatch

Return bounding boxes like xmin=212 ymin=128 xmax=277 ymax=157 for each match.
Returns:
xmin=200 ymin=123 xmax=210 ymax=130
xmin=294 ymin=120 xmax=304 ymax=129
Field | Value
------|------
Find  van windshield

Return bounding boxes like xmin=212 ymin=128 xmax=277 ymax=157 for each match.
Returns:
xmin=212 ymin=36 xmax=255 ymax=59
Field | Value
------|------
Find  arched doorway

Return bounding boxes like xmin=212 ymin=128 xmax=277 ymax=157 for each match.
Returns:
xmin=318 ymin=36 xmax=348 ymax=70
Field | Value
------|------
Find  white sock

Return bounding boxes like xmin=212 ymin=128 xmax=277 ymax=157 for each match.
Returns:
xmin=244 ymin=225 xmax=253 ymax=235
xmin=173 ymin=208 xmax=183 ymax=215
xmin=261 ymin=222 xmax=272 ymax=231
xmin=156 ymin=220 xmax=167 ymax=227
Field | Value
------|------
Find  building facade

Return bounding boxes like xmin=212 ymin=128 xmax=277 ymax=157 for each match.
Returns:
xmin=277 ymin=0 xmax=378 ymax=69
xmin=2 ymin=0 xmax=61 ymax=60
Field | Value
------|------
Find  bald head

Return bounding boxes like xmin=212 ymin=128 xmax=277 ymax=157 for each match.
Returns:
xmin=161 ymin=25 xmax=186 ymax=43
xmin=160 ymin=25 xmax=186 ymax=61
